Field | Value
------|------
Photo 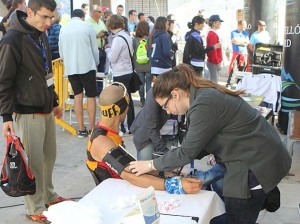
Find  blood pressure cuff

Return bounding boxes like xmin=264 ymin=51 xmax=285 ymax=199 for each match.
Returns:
xmin=103 ymin=146 xmax=135 ymax=175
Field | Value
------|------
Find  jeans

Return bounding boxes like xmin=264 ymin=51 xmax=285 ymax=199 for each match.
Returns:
xmin=206 ymin=61 xmax=221 ymax=83
xmin=96 ymin=48 xmax=106 ymax=95
xmin=137 ymin=72 xmax=152 ymax=103
xmin=136 ymin=136 xmax=179 ymax=160
xmin=193 ymin=163 xmax=225 ymax=199
xmin=224 ymin=170 xmax=268 ymax=223
xmin=137 ymin=142 xmax=154 ymax=160
xmin=113 ymin=74 xmax=135 ymax=131
xmin=225 ymin=189 xmax=267 ymax=224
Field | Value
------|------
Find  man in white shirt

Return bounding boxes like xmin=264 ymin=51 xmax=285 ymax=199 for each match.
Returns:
xmin=59 ymin=9 xmax=99 ymax=138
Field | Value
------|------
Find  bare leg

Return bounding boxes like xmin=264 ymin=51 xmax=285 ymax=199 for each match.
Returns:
xmin=74 ymin=93 xmax=84 ymax=131
xmin=87 ymin=97 xmax=96 ymax=131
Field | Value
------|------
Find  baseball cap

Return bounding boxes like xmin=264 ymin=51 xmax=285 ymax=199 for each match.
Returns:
xmin=209 ymin=15 xmax=224 ymax=22
xmin=102 ymin=6 xmax=109 ymax=12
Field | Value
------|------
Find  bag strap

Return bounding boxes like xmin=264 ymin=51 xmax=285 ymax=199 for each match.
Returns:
xmin=117 ymin=35 xmax=135 ymax=72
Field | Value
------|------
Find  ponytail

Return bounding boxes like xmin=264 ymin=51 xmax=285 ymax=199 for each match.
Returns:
xmin=187 ymin=21 xmax=193 ymax=29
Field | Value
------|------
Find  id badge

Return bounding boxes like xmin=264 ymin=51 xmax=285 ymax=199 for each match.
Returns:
xmin=45 ymin=73 xmax=54 ymax=87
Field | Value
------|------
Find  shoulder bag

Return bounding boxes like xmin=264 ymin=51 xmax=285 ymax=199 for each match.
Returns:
xmin=118 ymin=35 xmax=142 ymax=93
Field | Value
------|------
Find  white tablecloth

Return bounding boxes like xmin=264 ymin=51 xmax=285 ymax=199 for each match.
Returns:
xmin=78 ymin=179 xmax=225 ymax=224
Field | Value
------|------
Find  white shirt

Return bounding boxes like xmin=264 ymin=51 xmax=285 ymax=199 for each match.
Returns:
xmin=59 ymin=17 xmax=99 ymax=76
xmin=106 ymin=30 xmax=133 ymax=77
xmin=236 ymin=73 xmax=281 ymax=112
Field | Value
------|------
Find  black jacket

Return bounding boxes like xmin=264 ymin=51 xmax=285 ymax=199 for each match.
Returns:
xmin=130 ymin=89 xmax=169 ymax=153
xmin=0 ymin=11 xmax=58 ymax=122
xmin=183 ymin=29 xmax=214 ymax=65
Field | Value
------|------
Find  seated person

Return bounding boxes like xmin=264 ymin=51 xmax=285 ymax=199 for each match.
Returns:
xmin=86 ymin=82 xmax=202 ymax=194
xmin=130 ymin=88 xmax=183 ymax=160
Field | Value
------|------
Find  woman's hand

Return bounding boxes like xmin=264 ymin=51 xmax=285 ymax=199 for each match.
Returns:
xmin=214 ymin=42 xmax=221 ymax=49
xmin=182 ymin=178 xmax=202 ymax=194
xmin=128 ymin=160 xmax=155 ymax=176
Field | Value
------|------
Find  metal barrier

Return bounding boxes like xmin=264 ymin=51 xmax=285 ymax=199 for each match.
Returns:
xmin=52 ymin=58 xmax=77 ymax=135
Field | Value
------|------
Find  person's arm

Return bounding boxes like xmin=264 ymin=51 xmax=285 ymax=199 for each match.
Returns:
xmin=231 ymin=32 xmax=249 ymax=47
xmin=129 ymin=93 xmax=221 ymax=175
xmin=182 ymin=35 xmax=191 ymax=64
xmin=89 ymin=27 xmax=100 ymax=66
xmin=145 ymin=90 xmax=168 ymax=153
xmin=207 ymin=32 xmax=221 ymax=64
xmin=107 ymin=36 xmax=123 ymax=63
xmin=90 ymin=134 xmax=202 ymax=193
xmin=121 ymin=168 xmax=202 ymax=194
xmin=248 ymin=34 xmax=255 ymax=52
xmin=0 ymin=41 xmax=21 ymax=136
xmin=58 ymin=28 xmax=64 ymax=59
xmin=161 ymin=33 xmax=173 ymax=58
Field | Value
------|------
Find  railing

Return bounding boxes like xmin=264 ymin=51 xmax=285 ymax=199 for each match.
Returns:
xmin=52 ymin=58 xmax=77 ymax=135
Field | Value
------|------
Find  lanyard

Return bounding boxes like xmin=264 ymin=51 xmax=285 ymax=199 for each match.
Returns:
xmin=27 ymin=34 xmax=49 ymax=73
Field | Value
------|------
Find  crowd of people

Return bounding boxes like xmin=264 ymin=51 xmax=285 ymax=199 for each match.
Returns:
xmin=0 ymin=1 xmax=287 ymax=224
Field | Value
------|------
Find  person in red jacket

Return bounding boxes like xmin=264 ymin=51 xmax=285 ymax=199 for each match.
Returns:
xmin=206 ymin=15 xmax=223 ymax=83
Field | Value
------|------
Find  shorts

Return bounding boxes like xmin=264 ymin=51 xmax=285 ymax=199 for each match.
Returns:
xmin=68 ymin=70 xmax=97 ymax=97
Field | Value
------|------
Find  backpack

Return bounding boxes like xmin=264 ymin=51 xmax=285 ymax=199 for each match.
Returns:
xmin=136 ymin=39 xmax=149 ymax=64
xmin=0 ymin=135 xmax=36 ymax=197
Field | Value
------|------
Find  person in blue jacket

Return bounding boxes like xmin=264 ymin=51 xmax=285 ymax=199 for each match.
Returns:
xmin=149 ymin=16 xmax=173 ymax=76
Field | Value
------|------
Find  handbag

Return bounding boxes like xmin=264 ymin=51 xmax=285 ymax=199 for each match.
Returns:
xmin=118 ymin=35 xmax=142 ymax=93
xmin=0 ymin=135 xmax=36 ymax=197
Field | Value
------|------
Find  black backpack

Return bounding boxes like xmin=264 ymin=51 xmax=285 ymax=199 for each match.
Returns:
xmin=0 ymin=135 xmax=36 ymax=197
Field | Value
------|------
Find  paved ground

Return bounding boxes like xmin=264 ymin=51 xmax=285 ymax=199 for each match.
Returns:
xmin=0 ymin=73 xmax=299 ymax=224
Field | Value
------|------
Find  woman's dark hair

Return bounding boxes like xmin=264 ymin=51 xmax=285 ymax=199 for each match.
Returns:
xmin=153 ymin=16 xmax=168 ymax=31
xmin=149 ymin=16 xmax=167 ymax=46
xmin=187 ymin=16 xmax=205 ymax=29
xmin=106 ymin=14 xmax=124 ymax=31
xmin=135 ymin=21 xmax=149 ymax=38
xmin=153 ymin=63 xmax=244 ymax=99
xmin=121 ymin=16 xmax=128 ymax=32
xmin=148 ymin=16 xmax=155 ymax=23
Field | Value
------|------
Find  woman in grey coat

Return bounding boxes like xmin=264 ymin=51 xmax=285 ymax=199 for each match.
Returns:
xmin=129 ymin=64 xmax=291 ymax=224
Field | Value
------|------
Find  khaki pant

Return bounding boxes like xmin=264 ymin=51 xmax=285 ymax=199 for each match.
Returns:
xmin=16 ymin=113 xmax=58 ymax=215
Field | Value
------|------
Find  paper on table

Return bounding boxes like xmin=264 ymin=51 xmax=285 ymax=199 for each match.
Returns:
xmin=242 ymin=97 xmax=253 ymax=102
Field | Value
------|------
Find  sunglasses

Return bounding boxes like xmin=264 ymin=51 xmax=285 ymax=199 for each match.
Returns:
xmin=162 ymin=94 xmax=172 ymax=110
